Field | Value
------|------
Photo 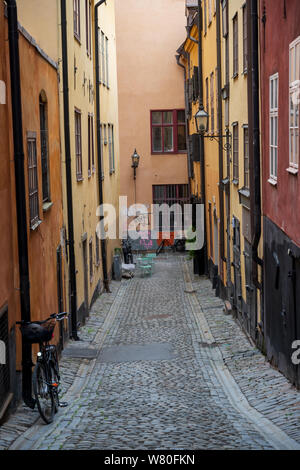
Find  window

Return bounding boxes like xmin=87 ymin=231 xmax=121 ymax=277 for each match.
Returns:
xmin=270 ymin=73 xmax=279 ymax=181
xmin=206 ymin=77 xmax=209 ymax=132
xmin=105 ymin=36 xmax=109 ymax=88
xmin=89 ymin=238 xmax=93 ymax=282
xmin=152 ymin=184 xmax=189 ymax=231
xmin=101 ymin=31 xmax=105 ymax=84
xmin=151 ymin=110 xmax=186 ymax=154
xmin=27 ymin=132 xmax=40 ymax=228
xmin=233 ymin=13 xmax=239 ymax=77
xmin=210 ymin=73 xmax=214 ymax=133
xmin=108 ymin=124 xmax=115 ymax=174
xmin=88 ymin=114 xmax=94 ymax=177
xmin=100 ymin=124 xmax=104 ymax=178
xmin=243 ymin=126 xmax=249 ymax=188
xmin=74 ymin=0 xmax=80 ymax=40
xmin=208 ymin=0 xmax=212 ymax=24
xmin=289 ymin=37 xmax=300 ymax=171
xmin=95 ymin=231 xmax=100 ymax=267
xmin=242 ymin=4 xmax=248 ymax=73
xmin=75 ymin=109 xmax=83 ymax=180
xmin=204 ymin=0 xmax=207 ymax=34
xmin=232 ymin=123 xmax=239 ymax=182
xmin=222 ymin=0 xmax=228 ymax=37
xmin=86 ymin=0 xmax=92 ymax=56
xmin=39 ymin=93 xmax=50 ymax=203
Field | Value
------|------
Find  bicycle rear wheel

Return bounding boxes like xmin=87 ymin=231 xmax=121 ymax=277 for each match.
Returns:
xmin=33 ymin=362 xmax=55 ymax=424
xmin=49 ymin=360 xmax=60 ymax=413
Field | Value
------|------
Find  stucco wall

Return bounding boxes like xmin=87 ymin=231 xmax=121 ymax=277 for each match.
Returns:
xmin=115 ymin=0 xmax=188 ymax=220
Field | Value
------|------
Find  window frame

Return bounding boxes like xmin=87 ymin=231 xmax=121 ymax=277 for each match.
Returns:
xmin=74 ymin=0 xmax=81 ymax=41
xmin=150 ymin=109 xmax=187 ymax=155
xmin=232 ymin=13 xmax=239 ymax=78
xmin=288 ymin=36 xmax=300 ymax=172
xmin=243 ymin=125 xmax=249 ymax=189
xmin=232 ymin=122 xmax=239 ymax=183
xmin=27 ymin=132 xmax=40 ymax=229
xmin=242 ymin=3 xmax=248 ymax=74
xmin=75 ymin=108 xmax=83 ymax=181
xmin=269 ymin=73 xmax=279 ymax=182
xmin=88 ymin=113 xmax=95 ymax=177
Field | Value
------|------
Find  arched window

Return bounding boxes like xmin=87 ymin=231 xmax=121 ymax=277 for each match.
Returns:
xmin=39 ymin=91 xmax=50 ymax=203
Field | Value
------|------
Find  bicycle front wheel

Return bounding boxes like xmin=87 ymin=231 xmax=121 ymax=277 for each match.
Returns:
xmin=33 ymin=362 xmax=55 ymax=424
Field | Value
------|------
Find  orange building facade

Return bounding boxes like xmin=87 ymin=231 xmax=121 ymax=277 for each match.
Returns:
xmin=115 ymin=0 xmax=189 ymax=248
xmin=0 ymin=3 xmax=66 ymax=416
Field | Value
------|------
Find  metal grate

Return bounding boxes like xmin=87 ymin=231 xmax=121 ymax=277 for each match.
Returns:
xmin=0 ymin=309 xmax=10 ymax=410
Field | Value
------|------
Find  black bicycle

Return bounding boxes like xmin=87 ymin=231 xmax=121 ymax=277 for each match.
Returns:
xmin=17 ymin=312 xmax=68 ymax=424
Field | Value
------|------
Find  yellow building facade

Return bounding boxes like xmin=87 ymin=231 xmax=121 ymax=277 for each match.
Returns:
xmin=17 ymin=0 xmax=121 ymax=330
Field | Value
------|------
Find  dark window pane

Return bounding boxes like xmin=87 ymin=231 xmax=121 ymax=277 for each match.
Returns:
xmin=177 ymin=110 xmax=185 ymax=123
xmin=163 ymin=111 xmax=173 ymax=124
xmin=152 ymin=127 xmax=162 ymax=152
xmin=164 ymin=127 xmax=174 ymax=152
xmin=152 ymin=111 xmax=162 ymax=124
xmin=177 ymin=125 xmax=186 ymax=151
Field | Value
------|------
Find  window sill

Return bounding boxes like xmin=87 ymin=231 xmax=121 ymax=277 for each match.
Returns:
xmin=77 ymin=176 xmax=84 ymax=182
xmin=286 ymin=167 xmax=298 ymax=175
xmin=151 ymin=151 xmax=187 ymax=156
xmin=232 ymin=73 xmax=239 ymax=80
xmin=88 ymin=171 xmax=92 ymax=179
xmin=109 ymin=170 xmax=115 ymax=175
xmin=43 ymin=201 xmax=53 ymax=212
xmin=232 ymin=179 xmax=239 ymax=186
xmin=268 ymin=177 xmax=277 ymax=186
xmin=30 ymin=219 xmax=42 ymax=231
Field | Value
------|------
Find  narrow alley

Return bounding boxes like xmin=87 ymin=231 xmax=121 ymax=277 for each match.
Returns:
xmin=1 ymin=254 xmax=300 ymax=451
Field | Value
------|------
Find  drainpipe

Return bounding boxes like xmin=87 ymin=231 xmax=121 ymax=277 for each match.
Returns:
xmin=176 ymin=52 xmax=191 ymax=193
xmin=95 ymin=0 xmax=110 ymax=293
xmin=216 ymin=0 xmax=225 ymax=263
xmin=7 ymin=0 xmax=35 ymax=408
xmin=197 ymin=0 xmax=208 ymax=275
xmin=61 ymin=0 xmax=79 ymax=340
xmin=248 ymin=0 xmax=263 ymax=289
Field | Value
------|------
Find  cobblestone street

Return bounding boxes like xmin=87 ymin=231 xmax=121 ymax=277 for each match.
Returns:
xmin=1 ymin=254 xmax=300 ymax=450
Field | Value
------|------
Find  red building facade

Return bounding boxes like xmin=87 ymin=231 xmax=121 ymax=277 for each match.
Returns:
xmin=260 ymin=0 xmax=300 ymax=387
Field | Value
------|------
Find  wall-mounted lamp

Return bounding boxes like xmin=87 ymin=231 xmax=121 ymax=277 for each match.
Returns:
xmin=131 ymin=148 xmax=140 ymax=180
xmin=195 ymin=106 xmax=232 ymax=151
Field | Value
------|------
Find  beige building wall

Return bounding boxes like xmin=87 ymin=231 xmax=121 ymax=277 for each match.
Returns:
xmin=16 ymin=0 xmax=121 ymax=319
xmin=97 ymin=0 xmax=121 ymax=275
xmin=115 ymin=0 xmax=188 ymax=232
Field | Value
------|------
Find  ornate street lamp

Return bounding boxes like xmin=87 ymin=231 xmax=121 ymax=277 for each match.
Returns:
xmin=194 ymin=106 xmax=231 ymax=151
xmin=131 ymin=148 xmax=140 ymax=180
xmin=195 ymin=106 xmax=209 ymax=134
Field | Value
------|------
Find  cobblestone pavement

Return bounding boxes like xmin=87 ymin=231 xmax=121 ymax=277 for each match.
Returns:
xmin=1 ymin=253 xmax=300 ymax=450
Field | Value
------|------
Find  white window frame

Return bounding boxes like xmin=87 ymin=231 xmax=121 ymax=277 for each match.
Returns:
xmin=269 ymin=73 xmax=279 ymax=183
xmin=288 ymin=36 xmax=300 ymax=172
xmin=208 ymin=0 xmax=212 ymax=24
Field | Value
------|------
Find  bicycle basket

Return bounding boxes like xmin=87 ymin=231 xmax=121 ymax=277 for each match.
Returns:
xmin=20 ymin=323 xmax=54 ymax=344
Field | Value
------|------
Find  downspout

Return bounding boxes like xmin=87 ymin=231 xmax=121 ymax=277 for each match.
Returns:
xmin=197 ymin=0 xmax=208 ymax=275
xmin=95 ymin=0 xmax=110 ymax=293
xmin=60 ymin=0 xmax=79 ymax=340
xmin=216 ymin=0 xmax=225 ymax=262
xmin=7 ymin=0 xmax=35 ymax=408
xmin=249 ymin=0 xmax=263 ymax=289
xmin=176 ymin=52 xmax=191 ymax=194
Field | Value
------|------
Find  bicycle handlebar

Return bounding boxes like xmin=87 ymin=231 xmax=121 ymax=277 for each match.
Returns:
xmin=16 ymin=312 xmax=69 ymax=326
